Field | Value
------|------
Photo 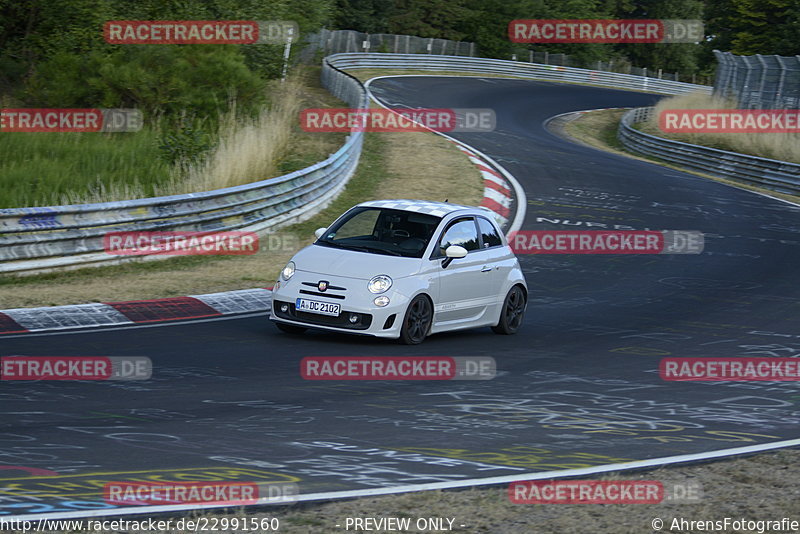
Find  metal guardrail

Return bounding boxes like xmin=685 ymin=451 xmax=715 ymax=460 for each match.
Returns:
xmin=325 ymin=53 xmax=712 ymax=96
xmin=618 ymin=107 xmax=800 ymax=195
xmin=0 ymin=52 xmax=711 ymax=275
xmin=0 ymin=57 xmax=368 ymax=275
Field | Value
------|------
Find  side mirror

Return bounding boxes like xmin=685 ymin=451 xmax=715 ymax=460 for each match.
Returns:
xmin=442 ymin=245 xmax=467 ymax=268
xmin=314 ymin=227 xmax=327 ymax=239
xmin=445 ymin=245 xmax=468 ymax=258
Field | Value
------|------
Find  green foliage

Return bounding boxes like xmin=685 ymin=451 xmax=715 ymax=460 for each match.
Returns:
xmin=0 ymin=0 xmax=335 ymax=120
xmin=517 ymin=0 xmax=617 ymax=64
xmin=0 ymin=129 xmax=171 ymax=208
xmin=702 ymin=0 xmax=799 ymax=75
xmin=23 ymin=45 xmax=266 ymax=124
xmin=333 ymin=0 xmax=394 ymax=32
xmin=0 ymin=0 xmax=111 ymax=61
xmin=157 ymin=124 xmax=214 ymax=166
xmin=0 ymin=0 xmax=334 ymax=209
xmin=388 ymin=0 xmax=473 ymax=40
xmin=614 ymin=0 xmax=704 ymax=75
xmin=728 ymin=0 xmax=800 ymax=56
xmin=242 ymin=44 xmax=286 ymax=79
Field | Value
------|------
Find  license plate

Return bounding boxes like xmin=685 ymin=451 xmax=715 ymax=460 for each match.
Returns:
xmin=296 ymin=298 xmax=341 ymax=317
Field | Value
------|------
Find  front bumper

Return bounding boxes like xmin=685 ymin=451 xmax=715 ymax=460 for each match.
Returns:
xmin=272 ymin=299 xmax=374 ymax=330
xmin=269 ymin=278 xmax=411 ymax=339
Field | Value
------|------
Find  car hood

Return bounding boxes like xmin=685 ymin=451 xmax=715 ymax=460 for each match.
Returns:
xmin=291 ymin=244 xmax=424 ymax=280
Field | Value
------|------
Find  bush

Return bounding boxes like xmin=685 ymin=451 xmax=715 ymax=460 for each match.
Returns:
xmin=23 ymin=45 xmax=267 ymax=125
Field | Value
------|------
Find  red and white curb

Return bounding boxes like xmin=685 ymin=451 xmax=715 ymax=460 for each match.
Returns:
xmin=0 ymin=288 xmax=273 ymax=335
xmin=449 ymin=141 xmax=512 ymax=226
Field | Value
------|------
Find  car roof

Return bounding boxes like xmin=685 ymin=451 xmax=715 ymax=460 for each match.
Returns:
xmin=357 ymin=199 xmax=483 ymax=218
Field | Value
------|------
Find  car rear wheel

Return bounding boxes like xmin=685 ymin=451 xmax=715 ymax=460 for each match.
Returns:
xmin=399 ymin=295 xmax=432 ymax=345
xmin=275 ymin=322 xmax=308 ymax=335
xmin=492 ymin=285 xmax=526 ymax=335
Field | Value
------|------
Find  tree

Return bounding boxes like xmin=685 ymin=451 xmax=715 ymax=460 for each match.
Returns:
xmin=728 ymin=0 xmax=800 ymax=55
xmin=333 ymin=0 xmax=394 ymax=32
xmin=387 ymin=0 xmax=474 ymax=40
xmin=616 ymin=0 xmax=705 ymax=75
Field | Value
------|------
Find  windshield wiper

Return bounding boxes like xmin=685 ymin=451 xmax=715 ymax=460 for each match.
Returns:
xmin=333 ymin=243 xmax=403 ymax=256
xmin=317 ymin=240 xmax=347 ymax=249
xmin=369 ymin=248 xmax=402 ymax=256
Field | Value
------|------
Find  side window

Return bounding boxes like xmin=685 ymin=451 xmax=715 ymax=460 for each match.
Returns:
xmin=437 ymin=218 xmax=479 ymax=256
xmin=477 ymin=217 xmax=502 ymax=248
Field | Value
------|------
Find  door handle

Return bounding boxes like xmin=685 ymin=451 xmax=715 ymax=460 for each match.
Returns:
xmin=481 ymin=265 xmax=494 ymax=272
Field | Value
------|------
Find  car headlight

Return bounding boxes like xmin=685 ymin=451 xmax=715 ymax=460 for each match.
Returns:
xmin=281 ymin=261 xmax=296 ymax=281
xmin=368 ymin=275 xmax=392 ymax=294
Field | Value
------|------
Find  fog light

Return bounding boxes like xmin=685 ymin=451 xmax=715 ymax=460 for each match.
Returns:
xmin=349 ymin=314 xmax=359 ymax=324
xmin=374 ymin=296 xmax=390 ymax=307
xmin=280 ymin=304 xmax=288 ymax=313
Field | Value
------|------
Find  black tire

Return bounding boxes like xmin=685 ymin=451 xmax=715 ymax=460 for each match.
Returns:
xmin=492 ymin=285 xmax=526 ymax=335
xmin=275 ymin=322 xmax=307 ymax=335
xmin=399 ymin=295 xmax=433 ymax=345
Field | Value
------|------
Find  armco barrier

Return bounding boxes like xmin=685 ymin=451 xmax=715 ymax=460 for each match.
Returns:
xmin=0 ymin=53 xmax=708 ymax=275
xmin=0 ymin=57 xmax=368 ymax=275
xmin=618 ymin=107 xmax=800 ymax=195
xmin=325 ymin=53 xmax=711 ymax=96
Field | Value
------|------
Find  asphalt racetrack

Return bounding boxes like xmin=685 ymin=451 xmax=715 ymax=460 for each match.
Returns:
xmin=3 ymin=77 xmax=800 ymax=519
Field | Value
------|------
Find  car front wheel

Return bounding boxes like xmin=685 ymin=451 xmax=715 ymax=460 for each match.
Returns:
xmin=399 ymin=295 xmax=432 ymax=345
xmin=492 ymin=285 xmax=526 ymax=335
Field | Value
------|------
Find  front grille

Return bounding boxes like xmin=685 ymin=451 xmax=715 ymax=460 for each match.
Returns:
xmin=300 ymin=281 xmax=347 ymax=300
xmin=299 ymin=290 xmax=345 ymax=299
xmin=274 ymin=300 xmax=372 ymax=330
xmin=301 ymin=282 xmax=346 ymax=291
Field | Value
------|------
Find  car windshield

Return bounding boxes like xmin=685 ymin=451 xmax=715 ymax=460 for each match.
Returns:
xmin=316 ymin=207 xmax=441 ymax=258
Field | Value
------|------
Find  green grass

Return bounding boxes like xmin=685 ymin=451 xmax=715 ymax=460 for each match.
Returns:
xmin=287 ymin=133 xmax=388 ymax=237
xmin=0 ymin=132 xmax=390 ymax=293
xmin=0 ymin=128 xmax=171 ymax=208
xmin=0 ymin=68 xmax=334 ymax=209
xmin=560 ymin=109 xmax=627 ymax=151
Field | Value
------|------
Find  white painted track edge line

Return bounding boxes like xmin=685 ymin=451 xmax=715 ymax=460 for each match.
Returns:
xmin=10 ymin=437 xmax=800 ymax=521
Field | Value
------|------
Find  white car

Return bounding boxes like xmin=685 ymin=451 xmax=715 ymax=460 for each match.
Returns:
xmin=270 ymin=199 xmax=527 ymax=344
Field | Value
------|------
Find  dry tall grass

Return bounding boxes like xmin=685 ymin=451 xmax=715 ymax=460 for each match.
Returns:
xmin=168 ymin=76 xmax=303 ymax=194
xmin=58 ymin=75 xmax=304 ymax=205
xmin=644 ymin=92 xmax=800 ymax=164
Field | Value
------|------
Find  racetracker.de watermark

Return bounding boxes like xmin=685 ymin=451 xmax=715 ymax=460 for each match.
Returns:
xmin=660 ymin=357 xmax=800 ymax=381
xmin=299 ymin=108 xmax=496 ymax=133
xmin=509 ymin=19 xmax=703 ymax=43
xmin=659 ymin=109 xmax=800 ymax=133
xmin=510 ymin=479 xmax=702 ymax=504
xmin=0 ymin=109 xmax=142 ymax=132
xmin=104 ymin=20 xmax=298 ymax=44
xmin=104 ymin=231 xmax=263 ymax=256
xmin=508 ymin=230 xmax=704 ymax=254
xmin=1 ymin=356 xmax=152 ymax=381
xmin=510 ymin=480 xmax=663 ymax=504
xmin=103 ymin=481 xmax=298 ymax=505
xmin=301 ymin=356 xmax=496 ymax=380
